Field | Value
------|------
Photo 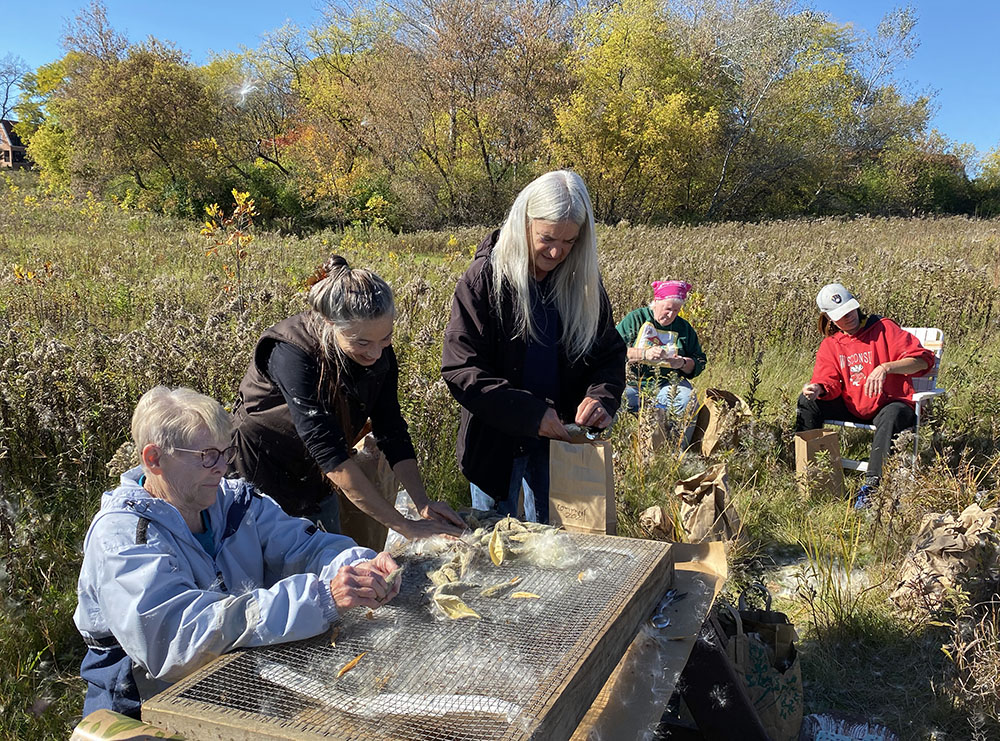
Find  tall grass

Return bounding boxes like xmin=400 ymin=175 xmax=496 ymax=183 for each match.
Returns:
xmin=2 ymin=171 xmax=999 ymax=738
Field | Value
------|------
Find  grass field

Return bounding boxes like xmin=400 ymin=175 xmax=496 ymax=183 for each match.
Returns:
xmin=2 ymin=171 xmax=999 ymax=739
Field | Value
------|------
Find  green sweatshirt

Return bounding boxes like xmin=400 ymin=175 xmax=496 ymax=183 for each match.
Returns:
xmin=615 ymin=307 xmax=706 ymax=391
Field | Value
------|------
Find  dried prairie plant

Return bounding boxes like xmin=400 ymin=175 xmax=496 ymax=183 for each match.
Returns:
xmin=795 ymin=507 xmax=889 ymax=642
xmin=944 ymin=599 xmax=1000 ymax=725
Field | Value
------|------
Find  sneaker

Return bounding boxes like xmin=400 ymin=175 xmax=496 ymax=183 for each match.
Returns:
xmin=854 ymin=484 xmax=875 ymax=510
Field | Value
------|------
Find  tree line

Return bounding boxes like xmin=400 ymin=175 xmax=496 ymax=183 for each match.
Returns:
xmin=10 ymin=0 xmax=1000 ymax=230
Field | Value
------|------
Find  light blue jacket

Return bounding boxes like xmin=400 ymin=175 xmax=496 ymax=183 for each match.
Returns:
xmin=74 ymin=467 xmax=374 ymax=716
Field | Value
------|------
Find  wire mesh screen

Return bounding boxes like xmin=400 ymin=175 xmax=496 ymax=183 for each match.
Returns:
xmin=144 ymin=532 xmax=673 ymax=741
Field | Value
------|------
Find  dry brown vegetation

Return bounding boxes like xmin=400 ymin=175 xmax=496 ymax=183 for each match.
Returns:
xmin=1 ymin=171 xmax=999 ymax=739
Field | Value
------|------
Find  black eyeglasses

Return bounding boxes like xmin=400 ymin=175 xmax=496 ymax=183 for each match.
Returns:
xmin=173 ymin=445 xmax=238 ymax=468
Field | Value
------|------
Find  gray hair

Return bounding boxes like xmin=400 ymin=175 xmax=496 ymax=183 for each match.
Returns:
xmin=491 ymin=170 xmax=600 ymax=362
xmin=131 ymin=386 xmax=232 ymax=473
xmin=649 ymin=297 xmax=686 ymax=309
xmin=306 ymin=255 xmax=395 ymax=360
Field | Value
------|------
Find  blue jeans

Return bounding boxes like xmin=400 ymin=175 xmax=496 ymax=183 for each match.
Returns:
xmin=624 ymin=379 xmax=696 ymax=417
xmin=312 ymin=492 xmax=342 ymax=534
xmin=469 ymin=441 xmax=550 ymax=523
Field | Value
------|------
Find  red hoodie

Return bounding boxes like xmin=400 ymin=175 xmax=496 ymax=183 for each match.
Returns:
xmin=809 ymin=317 xmax=934 ymax=420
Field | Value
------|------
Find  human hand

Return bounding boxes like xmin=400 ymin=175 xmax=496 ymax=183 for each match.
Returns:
xmin=419 ymin=501 xmax=466 ymax=530
xmin=358 ymin=552 xmax=402 ymax=603
xmin=538 ymin=407 xmax=571 ymax=441
xmin=642 ymin=347 xmax=670 ymax=364
xmin=664 ymin=355 xmax=686 ymax=370
xmin=397 ymin=517 xmax=462 ymax=541
xmin=802 ymin=383 xmax=824 ymax=400
xmin=329 ymin=563 xmax=392 ymax=611
xmin=575 ymin=396 xmax=612 ymax=429
xmin=865 ymin=364 xmax=888 ymax=398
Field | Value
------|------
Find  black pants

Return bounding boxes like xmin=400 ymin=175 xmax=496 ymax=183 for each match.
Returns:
xmin=795 ymin=395 xmax=915 ymax=480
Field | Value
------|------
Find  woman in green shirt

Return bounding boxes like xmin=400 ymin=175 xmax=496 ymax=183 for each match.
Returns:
xmin=616 ymin=280 xmax=706 ymax=415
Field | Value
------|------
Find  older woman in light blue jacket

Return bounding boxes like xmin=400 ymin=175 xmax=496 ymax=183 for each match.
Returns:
xmin=74 ymin=386 xmax=401 ymax=719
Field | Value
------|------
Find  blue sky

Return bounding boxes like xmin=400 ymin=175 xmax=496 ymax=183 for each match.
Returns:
xmin=2 ymin=1 xmax=997 ymax=158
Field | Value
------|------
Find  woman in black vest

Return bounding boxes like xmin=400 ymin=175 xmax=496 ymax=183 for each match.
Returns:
xmin=233 ymin=255 xmax=464 ymax=545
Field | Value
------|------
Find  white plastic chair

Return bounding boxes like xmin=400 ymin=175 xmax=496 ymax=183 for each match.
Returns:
xmin=825 ymin=327 xmax=945 ymax=472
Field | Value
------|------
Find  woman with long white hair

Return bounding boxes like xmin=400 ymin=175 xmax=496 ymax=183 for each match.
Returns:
xmin=441 ymin=170 xmax=626 ymax=522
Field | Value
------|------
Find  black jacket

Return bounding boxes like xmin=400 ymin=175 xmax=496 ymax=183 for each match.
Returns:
xmin=441 ymin=232 xmax=626 ymax=501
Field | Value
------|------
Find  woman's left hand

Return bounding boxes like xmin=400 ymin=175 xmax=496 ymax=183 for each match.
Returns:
xmin=419 ymin=501 xmax=466 ymax=529
xmin=865 ymin=363 xmax=888 ymax=398
xmin=575 ymin=396 xmax=612 ymax=429
xmin=665 ymin=355 xmax=686 ymax=370
xmin=358 ymin=552 xmax=403 ymax=603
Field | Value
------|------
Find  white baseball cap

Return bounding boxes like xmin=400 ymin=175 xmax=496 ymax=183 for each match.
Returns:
xmin=816 ymin=283 xmax=860 ymax=321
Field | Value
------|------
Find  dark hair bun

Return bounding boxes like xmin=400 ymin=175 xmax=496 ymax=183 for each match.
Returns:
xmin=304 ymin=254 xmax=351 ymax=289
xmin=325 ymin=254 xmax=350 ymax=272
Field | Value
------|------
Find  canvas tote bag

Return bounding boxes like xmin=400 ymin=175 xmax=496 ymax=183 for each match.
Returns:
xmin=548 ymin=439 xmax=617 ymax=535
xmin=793 ymin=429 xmax=845 ymax=499
xmin=712 ymin=586 xmax=804 ymax=741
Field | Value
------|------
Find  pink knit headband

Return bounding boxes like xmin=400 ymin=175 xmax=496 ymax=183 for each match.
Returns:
xmin=652 ymin=280 xmax=692 ymax=301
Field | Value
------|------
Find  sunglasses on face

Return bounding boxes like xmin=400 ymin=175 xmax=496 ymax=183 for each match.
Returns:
xmin=172 ymin=445 xmax=238 ymax=468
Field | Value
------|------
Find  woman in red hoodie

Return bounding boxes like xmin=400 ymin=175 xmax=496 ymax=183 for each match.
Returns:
xmin=796 ymin=283 xmax=934 ymax=504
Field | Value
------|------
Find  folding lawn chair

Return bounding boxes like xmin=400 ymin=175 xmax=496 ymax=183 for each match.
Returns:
xmin=825 ymin=327 xmax=945 ymax=472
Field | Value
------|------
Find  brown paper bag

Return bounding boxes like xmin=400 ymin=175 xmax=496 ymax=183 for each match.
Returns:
xmin=676 ymin=464 xmax=742 ymax=543
xmin=690 ymin=389 xmax=752 ymax=457
xmin=793 ymin=429 xmax=844 ymax=500
xmin=338 ymin=433 xmax=400 ymax=550
xmin=639 ymin=505 xmax=677 ymax=541
xmin=548 ymin=439 xmax=616 ymax=535
xmin=890 ymin=504 xmax=1000 ymax=614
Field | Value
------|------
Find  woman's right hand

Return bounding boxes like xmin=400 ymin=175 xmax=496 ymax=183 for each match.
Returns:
xmin=538 ymin=407 xmax=571 ymax=441
xmin=329 ymin=564 xmax=391 ymax=611
xmin=802 ymin=382 xmax=824 ymax=400
xmin=643 ymin=347 xmax=671 ymax=364
xmin=397 ymin=517 xmax=463 ymax=541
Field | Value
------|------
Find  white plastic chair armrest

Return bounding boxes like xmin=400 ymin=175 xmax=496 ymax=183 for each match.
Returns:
xmin=912 ymin=389 xmax=945 ymax=403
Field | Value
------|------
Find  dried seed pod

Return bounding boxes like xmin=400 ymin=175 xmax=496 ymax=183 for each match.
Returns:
xmin=496 ymin=517 xmax=527 ymax=533
xmin=427 ymin=569 xmax=451 ymax=587
xmin=510 ymin=592 xmax=541 ymax=599
xmin=433 ymin=581 xmax=477 ymax=597
xmin=457 ymin=548 xmax=476 ymax=578
xmin=522 ymin=522 xmax=555 ymax=533
xmin=489 ymin=527 xmax=505 ymax=566
xmin=385 ymin=566 xmax=404 ymax=588
xmin=480 ymin=576 xmax=522 ymax=598
xmin=433 ymin=594 xmax=481 ymax=620
xmin=337 ymin=652 xmax=367 ymax=678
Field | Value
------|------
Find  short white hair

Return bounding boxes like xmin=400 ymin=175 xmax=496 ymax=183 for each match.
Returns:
xmin=649 ymin=297 xmax=685 ymax=310
xmin=131 ymin=386 xmax=232 ymax=472
xmin=491 ymin=170 xmax=600 ymax=362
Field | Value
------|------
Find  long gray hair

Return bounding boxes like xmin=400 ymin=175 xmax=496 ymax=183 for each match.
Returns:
xmin=491 ymin=170 xmax=600 ymax=362
xmin=306 ymin=255 xmax=395 ymax=363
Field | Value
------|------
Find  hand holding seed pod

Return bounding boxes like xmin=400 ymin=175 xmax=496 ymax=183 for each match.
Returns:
xmin=332 ymin=552 xmax=402 ymax=610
